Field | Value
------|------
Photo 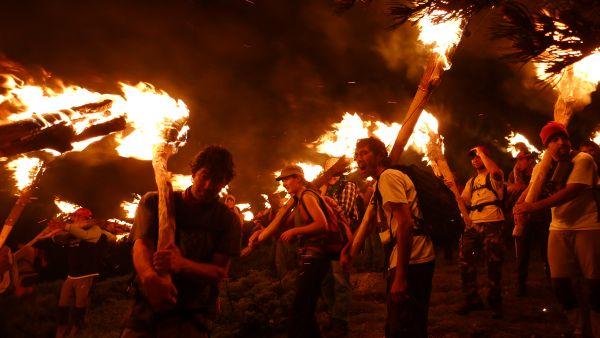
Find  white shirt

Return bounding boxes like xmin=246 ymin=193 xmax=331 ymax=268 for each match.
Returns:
xmin=376 ymin=169 xmax=435 ymax=269
xmin=461 ymin=172 xmax=505 ymax=223
xmin=531 ymin=152 xmax=600 ymax=231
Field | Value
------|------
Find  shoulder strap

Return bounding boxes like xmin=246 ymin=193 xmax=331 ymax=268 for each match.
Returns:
xmin=298 ymin=189 xmax=326 ymax=224
xmin=485 ymin=173 xmax=500 ymax=200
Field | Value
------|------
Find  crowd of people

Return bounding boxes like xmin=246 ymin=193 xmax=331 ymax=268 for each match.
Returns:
xmin=1 ymin=121 xmax=599 ymax=338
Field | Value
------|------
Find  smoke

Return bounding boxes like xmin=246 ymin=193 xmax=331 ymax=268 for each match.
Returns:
xmin=0 ymin=0 xmax=598 ymax=243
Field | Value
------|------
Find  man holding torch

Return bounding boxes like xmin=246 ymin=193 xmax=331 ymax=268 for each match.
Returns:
xmin=509 ymin=150 xmax=550 ymax=297
xmin=121 ymin=146 xmax=241 ymax=338
xmin=456 ymin=146 xmax=505 ymax=319
xmin=515 ymin=122 xmax=600 ymax=337
xmin=341 ymin=137 xmax=435 ymax=338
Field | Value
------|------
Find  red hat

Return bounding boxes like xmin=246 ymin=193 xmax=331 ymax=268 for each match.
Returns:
xmin=72 ymin=208 xmax=93 ymax=219
xmin=540 ymin=122 xmax=569 ymax=146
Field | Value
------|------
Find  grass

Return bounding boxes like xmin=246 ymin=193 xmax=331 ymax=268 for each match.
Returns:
xmin=0 ymin=247 xmax=569 ymax=337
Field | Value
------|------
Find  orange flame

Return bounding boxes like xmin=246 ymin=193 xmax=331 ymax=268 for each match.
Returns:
xmin=506 ymin=132 xmax=541 ymax=158
xmin=120 ymin=194 xmax=141 ymax=219
xmin=6 ymin=156 xmax=43 ymax=191
xmin=54 ymin=197 xmax=82 ymax=215
xmin=171 ymin=174 xmax=192 ymax=191
xmin=236 ymin=203 xmax=254 ymax=221
xmin=1 ymin=73 xmax=189 ymax=159
xmin=592 ymin=131 xmax=600 ymax=145
xmin=261 ymin=194 xmax=271 ymax=209
xmin=114 ymin=82 xmax=189 ymax=160
xmin=405 ymin=110 xmax=442 ymax=164
xmin=415 ymin=11 xmax=464 ymax=69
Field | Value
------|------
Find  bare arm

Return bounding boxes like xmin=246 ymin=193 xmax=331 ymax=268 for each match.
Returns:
xmin=64 ymin=223 xmax=102 ymax=242
xmin=390 ymin=203 xmax=413 ymax=301
xmin=478 ymin=148 xmax=503 ymax=180
xmin=256 ymin=198 xmax=295 ymax=242
xmin=532 ymin=183 xmax=587 ymax=211
xmin=173 ymin=252 xmax=227 ymax=281
xmin=133 ymin=238 xmax=156 ymax=280
xmin=349 ymin=203 xmax=376 ymax=258
xmin=133 ymin=238 xmax=177 ymax=310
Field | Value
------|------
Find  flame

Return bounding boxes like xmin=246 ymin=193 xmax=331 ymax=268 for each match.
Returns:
xmin=297 ymin=162 xmax=324 ymax=182
xmin=219 ymin=185 xmax=229 ymax=198
xmin=171 ymin=174 xmax=228 ymax=197
xmin=171 ymin=174 xmax=192 ymax=191
xmin=242 ymin=211 xmax=254 ymax=222
xmin=54 ymin=198 xmax=82 ymax=215
xmin=415 ymin=11 xmax=464 ymax=68
xmin=106 ymin=218 xmax=133 ymax=242
xmin=406 ymin=110 xmax=442 ymax=163
xmin=121 ymin=194 xmax=141 ymax=219
xmin=114 ymin=82 xmax=189 ymax=160
xmin=2 ymin=73 xmax=189 ymax=159
xmin=372 ymin=121 xmax=402 ymax=152
xmin=2 ymin=75 xmax=108 ymax=118
xmin=235 ymin=203 xmax=254 ymax=221
xmin=592 ymin=131 xmax=600 ymax=145
xmin=314 ymin=113 xmax=370 ymax=158
xmin=6 ymin=156 xmax=43 ymax=191
xmin=261 ymin=194 xmax=271 ymax=209
xmin=506 ymin=132 xmax=540 ymax=158
xmin=535 ymin=27 xmax=600 ymax=103
xmin=236 ymin=203 xmax=251 ymax=211
xmin=313 ymin=112 xmax=400 ymax=161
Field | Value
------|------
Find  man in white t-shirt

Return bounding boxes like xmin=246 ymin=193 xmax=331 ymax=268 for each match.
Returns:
xmin=457 ymin=146 xmax=505 ymax=319
xmin=341 ymin=136 xmax=435 ymax=338
xmin=515 ymin=122 xmax=600 ymax=337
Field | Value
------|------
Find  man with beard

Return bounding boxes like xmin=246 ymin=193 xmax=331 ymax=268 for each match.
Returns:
xmin=457 ymin=146 xmax=505 ymax=318
xmin=515 ymin=122 xmax=600 ymax=337
xmin=341 ymin=137 xmax=435 ymax=338
xmin=121 ymin=146 xmax=241 ymax=338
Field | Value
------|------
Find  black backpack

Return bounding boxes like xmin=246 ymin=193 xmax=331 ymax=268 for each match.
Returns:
xmin=373 ymin=164 xmax=464 ymax=246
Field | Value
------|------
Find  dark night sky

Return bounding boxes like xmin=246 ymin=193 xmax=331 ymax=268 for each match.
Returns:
xmin=0 ymin=0 xmax=598 ymax=244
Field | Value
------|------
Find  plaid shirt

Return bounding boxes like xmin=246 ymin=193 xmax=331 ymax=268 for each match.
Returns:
xmin=326 ymin=179 xmax=359 ymax=221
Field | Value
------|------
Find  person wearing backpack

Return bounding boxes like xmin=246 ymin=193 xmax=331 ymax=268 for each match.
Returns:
xmin=319 ymin=158 xmax=359 ymax=337
xmin=515 ymin=122 xmax=600 ymax=337
xmin=456 ymin=145 xmax=506 ymax=319
xmin=341 ymin=136 xmax=435 ymax=338
xmin=248 ymin=164 xmax=344 ymax=338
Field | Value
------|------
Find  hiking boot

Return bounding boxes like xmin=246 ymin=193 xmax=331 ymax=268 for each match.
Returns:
xmin=456 ymin=300 xmax=484 ymax=315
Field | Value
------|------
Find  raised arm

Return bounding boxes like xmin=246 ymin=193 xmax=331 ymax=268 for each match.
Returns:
xmin=477 ymin=147 xmax=503 ymax=180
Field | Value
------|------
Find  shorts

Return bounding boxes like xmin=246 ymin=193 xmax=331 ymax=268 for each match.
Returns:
xmin=548 ymin=230 xmax=600 ymax=279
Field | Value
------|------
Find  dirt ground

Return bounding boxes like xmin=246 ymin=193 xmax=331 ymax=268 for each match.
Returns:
xmin=349 ymin=253 xmax=569 ymax=338
xmin=0 ymin=247 xmax=570 ymax=337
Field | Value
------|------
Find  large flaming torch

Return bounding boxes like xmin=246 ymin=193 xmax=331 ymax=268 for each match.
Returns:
xmin=389 ymin=11 xmax=464 ymax=163
xmin=409 ymin=110 xmax=471 ymax=225
xmin=514 ymin=52 xmax=600 ymax=236
xmin=0 ymin=157 xmax=45 ymax=247
xmin=113 ymin=83 xmax=189 ymax=250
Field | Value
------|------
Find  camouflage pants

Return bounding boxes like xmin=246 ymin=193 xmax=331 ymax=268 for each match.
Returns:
xmin=459 ymin=221 xmax=505 ymax=306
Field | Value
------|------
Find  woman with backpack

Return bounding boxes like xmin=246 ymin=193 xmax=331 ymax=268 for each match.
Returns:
xmin=248 ymin=164 xmax=348 ymax=338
